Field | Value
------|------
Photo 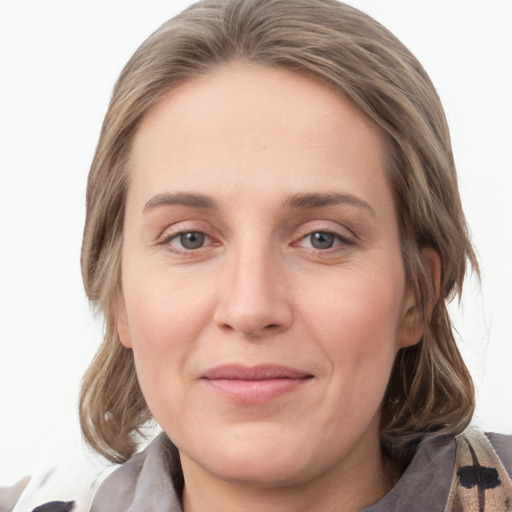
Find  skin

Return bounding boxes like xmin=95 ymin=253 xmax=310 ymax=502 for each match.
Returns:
xmin=117 ymin=63 xmax=427 ymax=512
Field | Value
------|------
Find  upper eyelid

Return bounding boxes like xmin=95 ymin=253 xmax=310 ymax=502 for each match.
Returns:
xmin=159 ymin=229 xmax=214 ymax=246
xmin=156 ymin=220 xmax=216 ymax=241
xmin=292 ymin=221 xmax=358 ymax=241
xmin=295 ymin=231 xmax=355 ymax=248
xmin=156 ymin=231 xmax=218 ymax=257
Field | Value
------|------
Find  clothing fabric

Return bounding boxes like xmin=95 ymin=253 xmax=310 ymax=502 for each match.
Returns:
xmin=445 ymin=429 xmax=512 ymax=511
xmin=31 ymin=502 xmax=75 ymax=512
xmin=28 ymin=428 xmax=512 ymax=512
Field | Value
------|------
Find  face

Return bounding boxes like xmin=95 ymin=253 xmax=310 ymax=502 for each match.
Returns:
xmin=119 ymin=64 xmax=421 ymax=488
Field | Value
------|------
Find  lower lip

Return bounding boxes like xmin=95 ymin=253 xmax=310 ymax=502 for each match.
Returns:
xmin=203 ymin=378 xmax=311 ymax=404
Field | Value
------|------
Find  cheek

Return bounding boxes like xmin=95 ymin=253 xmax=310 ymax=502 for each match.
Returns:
xmin=298 ymin=263 xmax=405 ymax=392
xmin=121 ymin=269 xmax=214 ymax=411
xmin=123 ymin=266 xmax=209 ymax=349
xmin=302 ymin=264 xmax=405 ymax=347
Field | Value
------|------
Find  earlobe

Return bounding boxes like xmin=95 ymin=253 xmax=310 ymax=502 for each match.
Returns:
xmin=397 ymin=298 xmax=424 ymax=349
xmin=116 ymin=296 xmax=133 ymax=349
xmin=397 ymin=248 xmax=442 ymax=349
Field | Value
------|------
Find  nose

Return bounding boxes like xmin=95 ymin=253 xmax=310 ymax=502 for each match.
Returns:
xmin=213 ymin=249 xmax=293 ymax=338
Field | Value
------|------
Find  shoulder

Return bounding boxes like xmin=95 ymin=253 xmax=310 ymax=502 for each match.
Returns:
xmin=445 ymin=428 xmax=512 ymax=512
xmin=4 ymin=446 xmax=117 ymax=512
xmin=486 ymin=431 xmax=512 ymax=478
xmin=454 ymin=428 xmax=512 ymax=477
xmin=363 ymin=428 xmax=512 ymax=512
xmin=90 ymin=433 xmax=182 ymax=512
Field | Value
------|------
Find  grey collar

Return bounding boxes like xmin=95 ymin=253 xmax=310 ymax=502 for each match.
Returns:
xmin=91 ymin=433 xmax=456 ymax=512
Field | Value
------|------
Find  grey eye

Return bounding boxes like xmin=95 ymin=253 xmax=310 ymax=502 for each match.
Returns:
xmin=310 ymin=232 xmax=335 ymax=249
xmin=180 ymin=232 xmax=205 ymax=250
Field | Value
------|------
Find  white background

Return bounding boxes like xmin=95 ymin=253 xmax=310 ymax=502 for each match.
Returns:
xmin=1 ymin=0 xmax=511 ymax=485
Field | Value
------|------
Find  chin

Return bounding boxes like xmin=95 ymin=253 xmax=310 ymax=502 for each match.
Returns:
xmin=187 ymin=422 xmax=322 ymax=488
xmin=215 ymin=451 xmax=312 ymax=488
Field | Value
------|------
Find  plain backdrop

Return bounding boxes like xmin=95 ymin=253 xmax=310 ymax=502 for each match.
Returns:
xmin=1 ymin=0 xmax=511 ymax=485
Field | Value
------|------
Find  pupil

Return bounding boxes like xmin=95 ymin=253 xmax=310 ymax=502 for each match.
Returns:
xmin=180 ymin=232 xmax=205 ymax=249
xmin=311 ymin=232 xmax=334 ymax=249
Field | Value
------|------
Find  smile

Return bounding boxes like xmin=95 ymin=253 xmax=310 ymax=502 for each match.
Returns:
xmin=201 ymin=364 xmax=314 ymax=404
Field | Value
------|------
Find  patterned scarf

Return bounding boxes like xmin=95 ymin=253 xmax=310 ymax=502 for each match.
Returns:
xmin=446 ymin=428 xmax=512 ymax=511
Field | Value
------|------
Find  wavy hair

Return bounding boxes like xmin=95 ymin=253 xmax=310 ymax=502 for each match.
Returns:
xmin=80 ymin=0 xmax=477 ymax=463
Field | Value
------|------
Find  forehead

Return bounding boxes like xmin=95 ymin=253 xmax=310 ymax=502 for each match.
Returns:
xmin=128 ymin=63 xmax=389 ymax=209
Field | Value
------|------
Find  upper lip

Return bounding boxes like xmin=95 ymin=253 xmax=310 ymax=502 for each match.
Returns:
xmin=201 ymin=364 xmax=313 ymax=381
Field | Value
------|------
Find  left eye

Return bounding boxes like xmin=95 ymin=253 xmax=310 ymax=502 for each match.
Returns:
xmin=299 ymin=231 xmax=351 ymax=250
xmin=308 ymin=232 xmax=336 ymax=249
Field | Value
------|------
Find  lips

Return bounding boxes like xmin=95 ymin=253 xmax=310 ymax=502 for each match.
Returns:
xmin=201 ymin=364 xmax=313 ymax=404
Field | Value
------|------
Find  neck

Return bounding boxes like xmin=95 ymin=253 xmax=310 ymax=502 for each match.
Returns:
xmin=181 ymin=435 xmax=394 ymax=512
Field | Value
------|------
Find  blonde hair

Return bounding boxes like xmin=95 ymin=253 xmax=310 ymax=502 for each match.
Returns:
xmin=80 ymin=0 xmax=477 ymax=463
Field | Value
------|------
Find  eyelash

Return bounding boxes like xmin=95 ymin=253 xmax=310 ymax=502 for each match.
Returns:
xmin=293 ymin=228 xmax=356 ymax=252
xmin=157 ymin=230 xmax=217 ymax=254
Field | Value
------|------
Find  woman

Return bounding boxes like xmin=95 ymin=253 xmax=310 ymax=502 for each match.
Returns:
xmin=25 ymin=0 xmax=512 ymax=510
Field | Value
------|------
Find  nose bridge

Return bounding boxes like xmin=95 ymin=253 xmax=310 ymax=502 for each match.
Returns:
xmin=233 ymin=243 xmax=275 ymax=304
xmin=214 ymin=236 xmax=292 ymax=336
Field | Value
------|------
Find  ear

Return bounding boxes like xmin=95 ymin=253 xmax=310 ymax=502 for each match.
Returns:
xmin=397 ymin=247 xmax=441 ymax=349
xmin=116 ymin=294 xmax=133 ymax=349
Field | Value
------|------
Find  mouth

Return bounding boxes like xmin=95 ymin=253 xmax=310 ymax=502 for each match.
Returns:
xmin=201 ymin=364 xmax=314 ymax=404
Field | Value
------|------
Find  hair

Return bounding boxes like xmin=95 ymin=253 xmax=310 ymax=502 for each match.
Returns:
xmin=80 ymin=0 xmax=478 ymax=464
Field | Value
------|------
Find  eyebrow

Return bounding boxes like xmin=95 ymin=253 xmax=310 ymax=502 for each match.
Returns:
xmin=143 ymin=191 xmax=376 ymax=216
xmin=143 ymin=192 xmax=217 ymax=212
xmin=282 ymin=192 xmax=376 ymax=216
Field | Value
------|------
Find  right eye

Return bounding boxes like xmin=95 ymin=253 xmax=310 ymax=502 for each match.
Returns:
xmin=161 ymin=231 xmax=213 ymax=252
xmin=175 ymin=231 xmax=206 ymax=250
